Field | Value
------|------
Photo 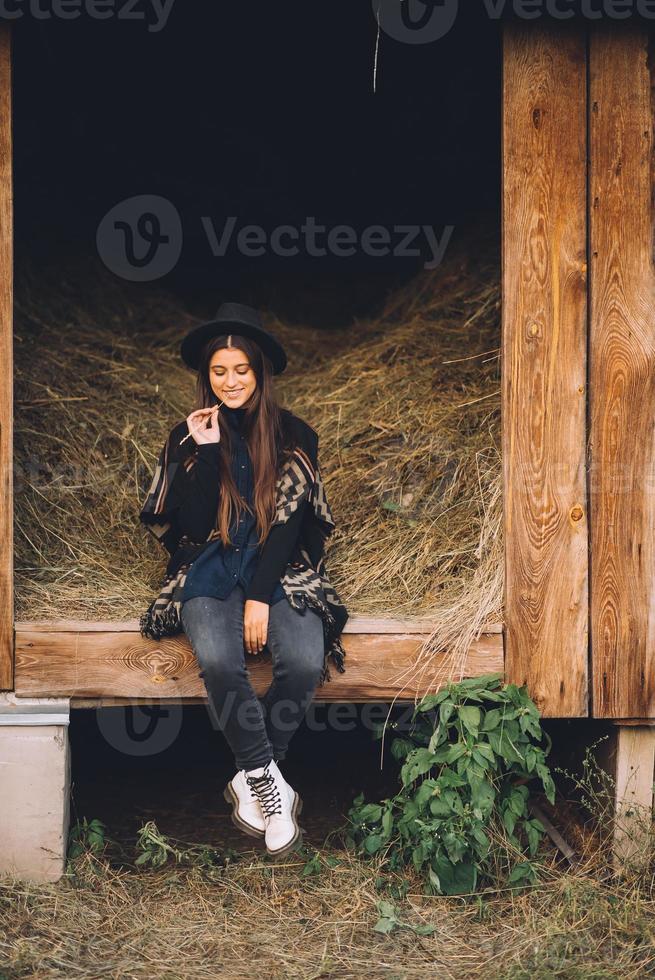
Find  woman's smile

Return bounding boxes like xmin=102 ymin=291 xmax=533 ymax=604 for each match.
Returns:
xmin=208 ymin=348 xmax=257 ymax=407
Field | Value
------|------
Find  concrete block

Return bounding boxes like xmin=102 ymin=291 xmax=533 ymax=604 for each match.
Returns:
xmin=0 ymin=695 xmax=71 ymax=882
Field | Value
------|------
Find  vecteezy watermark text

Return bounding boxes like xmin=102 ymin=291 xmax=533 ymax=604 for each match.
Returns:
xmin=0 ymin=0 xmax=175 ymax=32
xmin=201 ymin=216 xmax=454 ymax=271
xmin=96 ymin=194 xmax=455 ymax=281
xmin=373 ymin=0 xmax=655 ymax=45
xmin=93 ymin=699 xmax=416 ymax=757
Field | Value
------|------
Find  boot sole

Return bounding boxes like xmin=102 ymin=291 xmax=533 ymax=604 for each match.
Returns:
xmin=265 ymin=791 xmax=304 ymax=858
xmin=223 ymin=782 xmax=266 ymax=839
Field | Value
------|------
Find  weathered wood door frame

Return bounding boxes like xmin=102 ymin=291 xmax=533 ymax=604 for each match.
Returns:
xmin=502 ymin=21 xmax=589 ymax=718
xmin=3 ymin=23 xmax=655 ymax=717
xmin=588 ymin=25 xmax=655 ymax=720
xmin=503 ymin=20 xmax=655 ymax=721
xmin=0 ymin=24 xmax=11 ymax=693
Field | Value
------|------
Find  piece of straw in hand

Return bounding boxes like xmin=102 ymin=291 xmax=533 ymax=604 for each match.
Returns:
xmin=179 ymin=403 xmax=222 ymax=445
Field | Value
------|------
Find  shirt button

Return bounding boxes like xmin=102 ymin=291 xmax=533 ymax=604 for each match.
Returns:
xmin=232 ymin=573 xmax=237 ymax=578
xmin=235 ymin=547 xmax=240 ymax=552
xmin=241 ymin=464 xmax=245 ymax=469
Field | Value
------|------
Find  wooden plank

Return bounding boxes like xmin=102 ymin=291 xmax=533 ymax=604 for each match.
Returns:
xmin=589 ymin=26 xmax=655 ymax=719
xmin=502 ymin=23 xmax=589 ymax=716
xmin=0 ymin=26 xmax=11 ymax=691
xmin=610 ymin=719 xmax=655 ymax=728
xmin=16 ymin=616 xmax=503 ymax=635
xmin=14 ymin=624 xmax=504 ymax=702
xmin=611 ymin=726 xmax=655 ymax=868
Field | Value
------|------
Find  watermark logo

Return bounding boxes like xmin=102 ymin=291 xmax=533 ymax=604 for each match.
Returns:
xmin=96 ymin=194 xmax=182 ymax=282
xmin=96 ymin=702 xmax=184 ymax=756
xmin=201 ymin=215 xmax=453 ymax=271
xmin=97 ymin=195 xmax=454 ymax=280
xmin=0 ymin=0 xmax=175 ymax=31
xmin=372 ymin=0 xmax=655 ymax=43
xmin=373 ymin=0 xmax=459 ymax=43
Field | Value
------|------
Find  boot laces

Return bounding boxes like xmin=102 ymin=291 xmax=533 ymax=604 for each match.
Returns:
xmin=245 ymin=765 xmax=282 ymax=818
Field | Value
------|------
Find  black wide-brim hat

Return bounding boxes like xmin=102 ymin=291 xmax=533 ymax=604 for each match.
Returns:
xmin=180 ymin=301 xmax=287 ymax=375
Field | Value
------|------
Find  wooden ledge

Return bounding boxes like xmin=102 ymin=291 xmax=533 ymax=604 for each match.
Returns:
xmin=14 ymin=616 xmax=504 ymax=704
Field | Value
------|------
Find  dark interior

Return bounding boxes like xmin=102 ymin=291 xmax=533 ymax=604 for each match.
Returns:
xmin=13 ymin=2 xmax=501 ymax=324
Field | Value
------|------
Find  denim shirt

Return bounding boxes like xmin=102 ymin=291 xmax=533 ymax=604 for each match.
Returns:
xmin=181 ymin=406 xmax=287 ymax=606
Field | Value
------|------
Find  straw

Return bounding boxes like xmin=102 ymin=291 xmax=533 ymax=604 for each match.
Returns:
xmin=15 ymin=233 xmax=503 ymax=674
xmin=179 ymin=403 xmax=223 ymax=445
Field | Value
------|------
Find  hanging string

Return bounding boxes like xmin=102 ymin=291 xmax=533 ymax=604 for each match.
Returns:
xmin=373 ymin=2 xmax=381 ymax=93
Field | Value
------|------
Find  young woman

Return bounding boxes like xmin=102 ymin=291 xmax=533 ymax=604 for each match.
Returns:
xmin=138 ymin=302 xmax=348 ymax=859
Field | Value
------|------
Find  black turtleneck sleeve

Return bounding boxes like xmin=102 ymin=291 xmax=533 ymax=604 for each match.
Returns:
xmin=173 ymin=442 xmax=222 ymax=543
xmin=171 ymin=406 xmax=243 ymax=543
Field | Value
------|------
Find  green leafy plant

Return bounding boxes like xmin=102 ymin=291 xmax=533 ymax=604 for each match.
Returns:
xmin=300 ymin=849 xmax=341 ymax=876
xmin=554 ymin=736 xmax=614 ymax=826
xmin=373 ymin=899 xmax=437 ymax=936
xmin=135 ymin=821 xmax=183 ymax=868
xmin=346 ymin=673 xmax=555 ymax=895
xmin=67 ymin=817 xmax=108 ymax=860
xmin=135 ymin=820 xmax=234 ymax=869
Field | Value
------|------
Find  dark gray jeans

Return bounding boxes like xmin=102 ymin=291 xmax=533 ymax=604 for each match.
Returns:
xmin=180 ymin=586 xmax=325 ymax=771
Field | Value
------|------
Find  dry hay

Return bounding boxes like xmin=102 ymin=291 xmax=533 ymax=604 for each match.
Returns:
xmin=1 ymin=836 xmax=655 ymax=979
xmin=15 ymin=237 xmax=503 ymax=671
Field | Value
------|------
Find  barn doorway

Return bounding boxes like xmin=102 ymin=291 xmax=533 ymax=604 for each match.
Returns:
xmin=13 ymin=1 xmax=502 ymax=624
xmin=12 ymin=3 xmax=503 ymax=844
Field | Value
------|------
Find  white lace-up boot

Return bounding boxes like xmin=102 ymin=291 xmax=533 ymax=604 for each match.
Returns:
xmin=245 ymin=760 xmax=303 ymax=856
xmin=223 ymin=769 xmax=266 ymax=838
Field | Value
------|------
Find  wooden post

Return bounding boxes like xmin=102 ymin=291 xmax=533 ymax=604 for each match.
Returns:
xmin=610 ymin=724 xmax=655 ymax=868
xmin=0 ymin=26 xmax=12 ymax=692
xmin=589 ymin=26 xmax=655 ymax=719
xmin=0 ymin=694 xmax=71 ymax=883
xmin=502 ymin=23 xmax=589 ymax=717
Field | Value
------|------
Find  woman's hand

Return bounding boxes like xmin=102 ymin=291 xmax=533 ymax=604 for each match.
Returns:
xmin=243 ymin=599 xmax=269 ymax=655
xmin=187 ymin=406 xmax=220 ymax=445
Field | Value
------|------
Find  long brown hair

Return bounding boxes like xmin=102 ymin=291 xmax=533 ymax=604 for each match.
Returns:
xmin=193 ymin=333 xmax=293 ymax=547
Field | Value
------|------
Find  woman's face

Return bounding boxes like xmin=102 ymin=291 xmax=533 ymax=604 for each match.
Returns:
xmin=208 ymin=346 xmax=257 ymax=408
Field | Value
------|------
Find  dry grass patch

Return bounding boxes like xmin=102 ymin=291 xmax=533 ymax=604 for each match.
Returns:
xmin=1 ymin=837 xmax=655 ymax=979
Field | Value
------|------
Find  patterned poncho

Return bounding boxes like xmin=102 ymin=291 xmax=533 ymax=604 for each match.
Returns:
xmin=138 ymin=411 xmax=348 ymax=683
